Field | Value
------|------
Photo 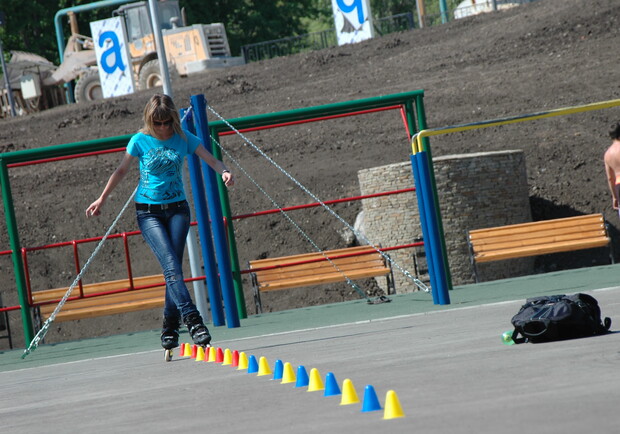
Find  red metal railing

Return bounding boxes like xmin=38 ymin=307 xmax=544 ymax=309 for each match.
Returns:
xmin=1 ymin=102 xmax=420 ymax=314
xmin=4 ymin=186 xmax=418 ymax=311
xmin=217 ymin=105 xmax=410 ymax=141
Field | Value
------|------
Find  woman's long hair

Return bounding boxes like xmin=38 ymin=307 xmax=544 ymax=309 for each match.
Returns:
xmin=140 ymin=94 xmax=185 ymax=139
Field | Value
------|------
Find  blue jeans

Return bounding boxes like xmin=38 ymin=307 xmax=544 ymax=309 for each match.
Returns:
xmin=136 ymin=201 xmax=198 ymax=321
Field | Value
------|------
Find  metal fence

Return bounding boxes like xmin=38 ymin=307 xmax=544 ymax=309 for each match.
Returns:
xmin=241 ymin=1 xmax=541 ymax=63
xmin=242 ymin=12 xmax=416 ymax=63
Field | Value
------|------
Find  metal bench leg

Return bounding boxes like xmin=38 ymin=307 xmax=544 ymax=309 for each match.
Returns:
xmin=251 ymin=272 xmax=263 ymax=314
xmin=0 ymin=310 xmax=12 ymax=350
xmin=0 ymin=293 xmax=12 ymax=349
xmin=5 ymin=310 xmax=13 ymax=349
xmin=386 ymin=254 xmax=396 ymax=295
xmin=466 ymin=232 xmax=480 ymax=283
xmin=605 ymin=221 xmax=615 ymax=264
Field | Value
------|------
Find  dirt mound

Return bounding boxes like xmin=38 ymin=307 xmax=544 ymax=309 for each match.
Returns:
xmin=2 ymin=0 xmax=619 ymax=348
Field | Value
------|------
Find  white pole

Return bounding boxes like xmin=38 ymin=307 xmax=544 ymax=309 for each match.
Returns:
xmin=0 ymin=38 xmax=17 ymax=117
xmin=147 ymin=0 xmax=173 ymax=96
xmin=147 ymin=0 xmax=210 ymax=322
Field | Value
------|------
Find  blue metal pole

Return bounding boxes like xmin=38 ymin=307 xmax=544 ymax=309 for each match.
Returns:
xmin=416 ymin=151 xmax=450 ymax=305
xmin=190 ymin=95 xmax=240 ymax=328
xmin=411 ymin=154 xmax=439 ymax=304
xmin=181 ymin=109 xmax=225 ymax=327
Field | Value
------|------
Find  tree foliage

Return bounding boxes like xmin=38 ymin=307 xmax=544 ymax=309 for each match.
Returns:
xmin=0 ymin=0 xmax=464 ymax=65
xmin=182 ymin=0 xmax=322 ymax=54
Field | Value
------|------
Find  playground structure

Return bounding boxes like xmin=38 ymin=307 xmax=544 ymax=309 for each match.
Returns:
xmin=4 ymin=91 xmax=620 ymax=350
xmin=1 ymin=90 xmax=442 ymax=349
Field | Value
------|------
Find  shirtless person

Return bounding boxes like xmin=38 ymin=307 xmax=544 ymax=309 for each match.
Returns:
xmin=604 ymin=122 xmax=620 ymax=215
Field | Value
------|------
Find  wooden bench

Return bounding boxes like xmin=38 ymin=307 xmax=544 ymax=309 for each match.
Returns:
xmin=32 ymin=274 xmax=166 ymax=324
xmin=467 ymin=213 xmax=614 ymax=282
xmin=248 ymin=246 xmax=395 ymax=313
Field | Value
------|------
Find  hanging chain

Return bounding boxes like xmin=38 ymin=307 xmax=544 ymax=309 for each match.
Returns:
xmin=211 ymin=135 xmax=371 ymax=301
xmin=22 ymin=186 xmax=138 ymax=359
xmin=205 ymin=102 xmax=430 ymax=293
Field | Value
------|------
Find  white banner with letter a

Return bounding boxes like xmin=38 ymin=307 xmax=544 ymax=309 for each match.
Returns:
xmin=90 ymin=17 xmax=136 ymax=99
xmin=331 ymin=0 xmax=374 ymax=46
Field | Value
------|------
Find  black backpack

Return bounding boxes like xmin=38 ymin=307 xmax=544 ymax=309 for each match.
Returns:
xmin=510 ymin=293 xmax=611 ymax=344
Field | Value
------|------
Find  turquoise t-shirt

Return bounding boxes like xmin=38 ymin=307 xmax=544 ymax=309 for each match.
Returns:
xmin=127 ymin=131 xmax=201 ymax=204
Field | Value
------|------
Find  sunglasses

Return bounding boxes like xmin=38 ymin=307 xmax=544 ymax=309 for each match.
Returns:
xmin=154 ymin=119 xmax=173 ymax=127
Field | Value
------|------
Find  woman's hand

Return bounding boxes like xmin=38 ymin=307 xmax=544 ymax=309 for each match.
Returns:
xmin=222 ymin=171 xmax=234 ymax=187
xmin=86 ymin=198 xmax=104 ymax=217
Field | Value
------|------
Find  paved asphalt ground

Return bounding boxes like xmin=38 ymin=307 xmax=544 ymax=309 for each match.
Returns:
xmin=1 ymin=264 xmax=620 ymax=433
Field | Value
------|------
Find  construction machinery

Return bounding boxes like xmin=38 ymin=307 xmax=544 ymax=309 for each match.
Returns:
xmin=0 ymin=0 xmax=244 ymax=117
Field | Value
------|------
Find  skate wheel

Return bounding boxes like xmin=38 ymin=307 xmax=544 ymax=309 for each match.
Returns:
xmin=164 ymin=349 xmax=173 ymax=362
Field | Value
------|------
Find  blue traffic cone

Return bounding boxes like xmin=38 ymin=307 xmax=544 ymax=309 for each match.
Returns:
xmin=247 ymin=355 xmax=259 ymax=374
xmin=295 ymin=365 xmax=309 ymax=388
xmin=324 ymin=372 xmax=341 ymax=396
xmin=273 ymin=359 xmax=284 ymax=380
xmin=361 ymin=385 xmax=382 ymax=412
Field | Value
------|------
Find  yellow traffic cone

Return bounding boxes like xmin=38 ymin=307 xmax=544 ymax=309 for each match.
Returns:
xmin=222 ymin=348 xmax=232 ymax=365
xmin=340 ymin=379 xmax=360 ymax=405
xmin=281 ymin=362 xmax=296 ymax=384
xmin=383 ymin=390 xmax=405 ymax=419
xmin=237 ymin=352 xmax=249 ymax=370
xmin=257 ymin=356 xmax=272 ymax=376
xmin=195 ymin=346 xmax=205 ymax=362
xmin=307 ymin=368 xmax=325 ymax=392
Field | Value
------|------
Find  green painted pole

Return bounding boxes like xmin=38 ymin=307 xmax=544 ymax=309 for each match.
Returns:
xmin=0 ymin=159 xmax=34 ymax=345
xmin=0 ymin=134 xmax=133 ymax=164
xmin=210 ymin=129 xmax=247 ymax=319
xmin=208 ymin=90 xmax=426 ymax=134
xmin=439 ymin=0 xmax=449 ymax=24
xmin=415 ymin=95 xmax=453 ymax=290
xmin=403 ymin=100 xmax=418 ymax=138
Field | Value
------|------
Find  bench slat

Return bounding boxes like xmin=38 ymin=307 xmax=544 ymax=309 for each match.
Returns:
xmin=472 ymin=230 xmax=609 ymax=253
xmin=254 ymin=257 xmax=386 ymax=280
xmin=259 ymin=267 xmax=391 ymax=291
xmin=253 ymin=254 xmax=385 ymax=271
xmin=469 ymin=215 xmax=604 ymax=240
xmin=32 ymin=274 xmax=165 ymax=303
xmin=474 ymin=238 xmax=611 ymax=263
xmin=249 ymin=246 xmax=381 ymax=267
xmin=470 ymin=225 xmax=605 ymax=245
xmin=256 ymin=261 xmax=389 ymax=284
xmin=47 ymin=298 xmax=165 ymax=322
xmin=38 ymin=286 xmax=165 ymax=314
xmin=34 ymin=274 xmax=167 ymax=322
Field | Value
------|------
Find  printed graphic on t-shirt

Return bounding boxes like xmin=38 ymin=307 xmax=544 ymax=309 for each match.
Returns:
xmin=139 ymin=147 xmax=184 ymax=202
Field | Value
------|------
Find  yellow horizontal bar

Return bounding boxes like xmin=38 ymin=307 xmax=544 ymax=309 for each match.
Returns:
xmin=411 ymin=98 xmax=620 ymax=154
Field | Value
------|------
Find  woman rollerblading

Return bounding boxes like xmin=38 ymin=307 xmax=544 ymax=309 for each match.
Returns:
xmin=86 ymin=94 xmax=234 ymax=363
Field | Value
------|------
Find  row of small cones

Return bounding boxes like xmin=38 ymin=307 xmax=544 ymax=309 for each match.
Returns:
xmin=179 ymin=343 xmax=405 ymax=419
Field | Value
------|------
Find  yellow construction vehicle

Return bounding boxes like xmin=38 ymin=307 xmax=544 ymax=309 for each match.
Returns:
xmin=69 ymin=0 xmax=243 ymax=102
xmin=1 ymin=0 xmax=243 ymax=115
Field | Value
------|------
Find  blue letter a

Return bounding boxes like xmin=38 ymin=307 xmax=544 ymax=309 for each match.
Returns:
xmin=99 ymin=31 xmax=126 ymax=74
xmin=336 ymin=0 xmax=365 ymax=26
